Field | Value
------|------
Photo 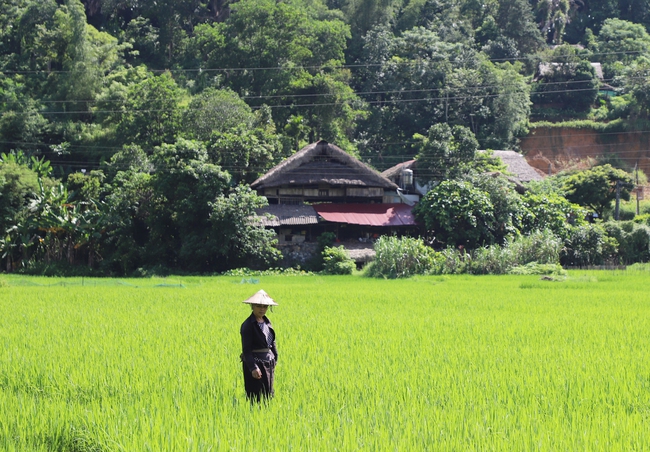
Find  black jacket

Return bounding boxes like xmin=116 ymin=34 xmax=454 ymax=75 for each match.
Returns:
xmin=240 ymin=314 xmax=278 ymax=373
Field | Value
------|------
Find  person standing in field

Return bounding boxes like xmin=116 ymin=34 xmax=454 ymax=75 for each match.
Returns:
xmin=240 ymin=290 xmax=279 ymax=403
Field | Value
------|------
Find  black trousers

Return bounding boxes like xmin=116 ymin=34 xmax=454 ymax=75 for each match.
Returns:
xmin=243 ymin=358 xmax=275 ymax=403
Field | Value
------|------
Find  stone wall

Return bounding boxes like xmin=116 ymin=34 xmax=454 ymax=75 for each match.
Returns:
xmin=276 ymin=241 xmax=319 ymax=267
xmin=275 ymin=241 xmax=376 ymax=268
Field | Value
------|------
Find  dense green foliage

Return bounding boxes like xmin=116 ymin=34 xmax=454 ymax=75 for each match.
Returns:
xmin=411 ymin=168 xmax=646 ymax=269
xmin=365 ymin=235 xmax=437 ymax=278
xmin=2 ymin=0 xmax=650 ymax=273
xmin=321 ymin=245 xmax=356 ymax=275
xmin=2 ymin=272 xmax=649 ymax=449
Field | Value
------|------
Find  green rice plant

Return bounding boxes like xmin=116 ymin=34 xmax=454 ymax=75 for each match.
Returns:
xmin=1 ymin=272 xmax=649 ymax=451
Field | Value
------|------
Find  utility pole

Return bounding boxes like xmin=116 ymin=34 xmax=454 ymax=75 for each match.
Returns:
xmin=634 ymin=160 xmax=641 ymax=215
xmin=615 ymin=180 xmax=621 ymax=221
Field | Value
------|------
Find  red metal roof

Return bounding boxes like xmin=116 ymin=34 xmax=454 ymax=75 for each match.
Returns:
xmin=313 ymin=203 xmax=417 ymax=226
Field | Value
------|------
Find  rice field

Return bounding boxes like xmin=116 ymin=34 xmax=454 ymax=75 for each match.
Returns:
xmin=1 ymin=270 xmax=649 ymax=451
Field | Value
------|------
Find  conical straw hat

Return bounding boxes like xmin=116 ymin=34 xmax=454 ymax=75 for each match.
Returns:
xmin=242 ymin=289 xmax=278 ymax=306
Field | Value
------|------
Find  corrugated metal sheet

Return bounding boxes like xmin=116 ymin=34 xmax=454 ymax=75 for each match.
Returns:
xmin=255 ymin=205 xmax=319 ymax=226
xmin=313 ymin=203 xmax=417 ymax=226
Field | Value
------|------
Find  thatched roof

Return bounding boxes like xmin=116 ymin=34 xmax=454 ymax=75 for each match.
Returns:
xmin=536 ymin=62 xmax=604 ymax=80
xmin=491 ymin=150 xmax=544 ymax=182
xmin=250 ymin=140 xmax=397 ymax=190
xmin=381 ymin=160 xmax=416 ymax=180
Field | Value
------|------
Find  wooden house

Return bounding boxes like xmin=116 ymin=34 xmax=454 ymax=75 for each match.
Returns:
xmin=250 ymin=140 xmax=419 ymax=265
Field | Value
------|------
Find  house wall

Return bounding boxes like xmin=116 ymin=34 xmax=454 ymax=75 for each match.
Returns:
xmin=261 ymin=184 xmax=385 ymax=204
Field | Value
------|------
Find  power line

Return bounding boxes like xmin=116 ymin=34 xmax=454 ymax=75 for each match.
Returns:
xmin=9 ymin=86 xmax=613 ymax=116
xmin=2 ymin=75 xmax=642 ymax=108
xmin=5 ymin=133 xmax=650 ymax=157
xmin=1 ymin=50 xmax=645 ymax=74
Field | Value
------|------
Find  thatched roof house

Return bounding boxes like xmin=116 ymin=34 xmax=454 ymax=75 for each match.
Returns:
xmin=382 ymin=151 xmax=543 ymax=184
xmin=251 ymin=140 xmax=397 ymax=204
xmin=380 ymin=159 xmax=427 ymax=199
xmin=536 ymin=62 xmax=604 ymax=80
xmin=250 ymin=141 xmax=418 ymax=266
xmin=381 ymin=159 xmax=416 ymax=181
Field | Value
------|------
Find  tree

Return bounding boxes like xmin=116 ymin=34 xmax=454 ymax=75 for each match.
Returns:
xmin=0 ymin=93 xmax=49 ymax=155
xmin=520 ymin=190 xmax=587 ymax=240
xmin=115 ymin=71 xmax=185 ymax=149
xmin=148 ymin=138 xmax=231 ymax=271
xmin=413 ymin=179 xmax=495 ymax=248
xmin=596 ymin=18 xmax=650 ymax=78
xmin=562 ymin=164 xmax=635 ymax=219
xmin=181 ymin=88 xmax=255 ymax=142
xmin=469 ymin=173 xmax=530 ymax=244
xmin=394 ymin=0 xmax=473 ymax=42
xmin=25 ymin=180 xmax=103 ymax=267
xmin=199 ymin=0 xmax=363 ymax=146
xmin=531 ymin=45 xmax=599 ymax=112
xmin=495 ymin=0 xmax=545 ymax=57
xmin=208 ymin=125 xmax=283 ymax=185
xmin=623 ymin=58 xmax=650 ymax=120
xmin=483 ymin=61 xmax=531 ymax=148
xmin=534 ymin=0 xmax=572 ymax=44
xmin=354 ymin=26 xmax=464 ymax=165
xmin=355 ymin=27 xmax=530 ymax=166
xmin=0 ymin=160 xmax=40 ymax=240
xmin=414 ymin=123 xmax=478 ymax=183
xmin=209 ymin=185 xmax=281 ymax=271
xmin=101 ymin=167 xmax=155 ymax=275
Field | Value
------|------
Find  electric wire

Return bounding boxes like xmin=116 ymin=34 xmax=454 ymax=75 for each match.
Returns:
xmin=1 ymin=49 xmax=646 ymax=74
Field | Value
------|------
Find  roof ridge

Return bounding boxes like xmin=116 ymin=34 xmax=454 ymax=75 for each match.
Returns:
xmin=251 ymin=141 xmax=397 ymax=190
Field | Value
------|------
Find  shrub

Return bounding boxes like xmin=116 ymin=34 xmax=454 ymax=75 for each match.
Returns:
xmin=467 ymin=245 xmax=513 ymax=275
xmin=520 ymin=192 xmax=586 ymax=240
xmin=467 ymin=230 xmax=562 ymax=275
xmin=561 ymin=224 xmax=618 ymax=267
xmin=603 ymin=221 xmax=650 ymax=264
xmin=221 ymin=267 xmax=313 ymax=276
xmin=508 ymin=262 xmax=567 ymax=276
xmin=365 ymin=236 xmax=438 ymax=278
xmin=321 ymin=246 xmax=355 ymax=275
xmin=414 ymin=180 xmax=495 ymax=248
xmin=633 ymin=213 xmax=650 ymax=226
xmin=304 ymin=232 xmax=337 ymax=271
xmin=434 ymin=247 xmax=469 ymax=275
xmin=507 ymin=229 xmax=562 ymax=265
xmin=17 ymin=261 xmax=99 ymax=277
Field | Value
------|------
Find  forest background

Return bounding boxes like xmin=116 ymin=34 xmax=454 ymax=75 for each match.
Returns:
xmin=2 ymin=0 xmax=650 ymax=275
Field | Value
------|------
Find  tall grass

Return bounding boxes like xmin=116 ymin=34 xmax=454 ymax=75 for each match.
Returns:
xmin=1 ymin=272 xmax=649 ymax=450
xmin=436 ymin=230 xmax=562 ymax=275
xmin=364 ymin=236 xmax=436 ymax=278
